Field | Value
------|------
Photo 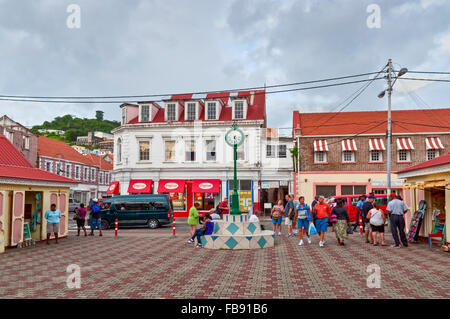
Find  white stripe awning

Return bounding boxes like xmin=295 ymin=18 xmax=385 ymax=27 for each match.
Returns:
xmin=397 ymin=138 xmax=415 ymax=150
xmin=425 ymin=137 xmax=444 ymax=150
xmin=341 ymin=139 xmax=357 ymax=151
xmin=369 ymin=138 xmax=386 ymax=151
xmin=313 ymin=140 xmax=328 ymax=152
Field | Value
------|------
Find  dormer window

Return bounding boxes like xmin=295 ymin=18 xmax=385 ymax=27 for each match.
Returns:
xmin=140 ymin=104 xmax=150 ymax=122
xmin=166 ymin=103 xmax=177 ymax=121
xmin=187 ymin=102 xmax=196 ymax=121
xmin=232 ymin=99 xmax=247 ymax=120
xmin=207 ymin=102 xmax=217 ymax=120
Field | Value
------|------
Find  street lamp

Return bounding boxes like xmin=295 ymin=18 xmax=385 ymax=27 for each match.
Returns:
xmin=377 ymin=59 xmax=408 ymax=198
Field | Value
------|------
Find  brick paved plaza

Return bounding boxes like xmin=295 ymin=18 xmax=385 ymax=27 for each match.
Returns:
xmin=0 ymin=219 xmax=449 ymax=299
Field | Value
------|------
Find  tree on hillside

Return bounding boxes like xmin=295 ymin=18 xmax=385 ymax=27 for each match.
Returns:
xmin=96 ymin=110 xmax=104 ymax=121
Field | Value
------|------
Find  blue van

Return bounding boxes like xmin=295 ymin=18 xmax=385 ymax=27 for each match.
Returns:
xmin=99 ymin=194 xmax=173 ymax=229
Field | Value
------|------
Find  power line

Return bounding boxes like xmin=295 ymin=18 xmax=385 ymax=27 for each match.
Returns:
xmin=393 ymin=120 xmax=450 ymax=130
xmin=400 ymin=77 xmax=450 ymax=83
xmin=0 ymin=77 xmax=385 ymax=104
xmin=0 ymin=71 xmax=382 ymax=100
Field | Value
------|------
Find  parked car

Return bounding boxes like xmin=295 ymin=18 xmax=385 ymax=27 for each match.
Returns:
xmin=99 ymin=194 xmax=173 ymax=230
xmin=69 ymin=198 xmax=81 ymax=213
xmin=327 ymin=194 xmax=389 ymax=224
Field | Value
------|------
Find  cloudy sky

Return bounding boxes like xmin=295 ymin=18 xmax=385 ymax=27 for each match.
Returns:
xmin=0 ymin=0 xmax=449 ymax=130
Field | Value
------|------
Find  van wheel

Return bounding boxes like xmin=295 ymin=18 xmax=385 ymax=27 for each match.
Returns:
xmin=101 ymin=220 xmax=110 ymax=230
xmin=147 ymin=219 xmax=160 ymax=229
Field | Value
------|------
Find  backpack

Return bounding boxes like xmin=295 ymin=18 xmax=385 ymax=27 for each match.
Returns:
xmin=272 ymin=210 xmax=280 ymax=220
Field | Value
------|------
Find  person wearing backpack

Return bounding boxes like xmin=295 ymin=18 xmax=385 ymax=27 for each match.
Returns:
xmin=367 ymin=202 xmax=387 ymax=246
xmin=271 ymin=200 xmax=284 ymax=236
xmin=89 ymin=199 xmax=102 ymax=237
xmin=296 ymin=196 xmax=312 ymax=246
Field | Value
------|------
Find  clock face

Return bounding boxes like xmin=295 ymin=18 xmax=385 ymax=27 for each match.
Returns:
xmin=225 ymin=128 xmax=244 ymax=146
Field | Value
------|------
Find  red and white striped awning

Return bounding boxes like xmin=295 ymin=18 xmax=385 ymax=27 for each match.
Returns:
xmin=397 ymin=138 xmax=414 ymax=150
xmin=341 ymin=139 xmax=357 ymax=151
xmin=313 ymin=140 xmax=328 ymax=152
xmin=369 ymin=138 xmax=386 ymax=151
xmin=425 ymin=137 xmax=444 ymax=150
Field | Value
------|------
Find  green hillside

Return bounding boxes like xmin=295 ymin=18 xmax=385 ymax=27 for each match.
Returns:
xmin=31 ymin=111 xmax=120 ymax=143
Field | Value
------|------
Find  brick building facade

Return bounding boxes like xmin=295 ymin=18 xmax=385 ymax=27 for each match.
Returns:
xmin=293 ymin=108 xmax=450 ymax=203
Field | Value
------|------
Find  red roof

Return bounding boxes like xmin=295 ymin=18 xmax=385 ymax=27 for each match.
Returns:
xmin=126 ymin=90 xmax=266 ymax=124
xmin=0 ymin=135 xmax=76 ymax=184
xmin=293 ymin=108 xmax=450 ymax=136
xmin=39 ymin=136 xmax=90 ymax=164
xmin=397 ymin=152 xmax=450 ymax=174
xmin=84 ymin=154 xmax=113 ymax=171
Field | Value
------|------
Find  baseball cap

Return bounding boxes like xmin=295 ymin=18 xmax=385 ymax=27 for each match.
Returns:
xmin=390 ymin=192 xmax=397 ymax=198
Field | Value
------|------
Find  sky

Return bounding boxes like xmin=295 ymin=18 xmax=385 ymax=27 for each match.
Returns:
xmin=0 ymin=0 xmax=449 ymax=131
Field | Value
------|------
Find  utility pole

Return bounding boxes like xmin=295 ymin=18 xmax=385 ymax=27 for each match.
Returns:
xmin=386 ymin=59 xmax=392 ymax=197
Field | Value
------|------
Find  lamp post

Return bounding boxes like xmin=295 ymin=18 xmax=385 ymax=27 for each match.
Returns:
xmin=225 ymin=122 xmax=245 ymax=215
xmin=378 ymin=59 xmax=408 ymax=197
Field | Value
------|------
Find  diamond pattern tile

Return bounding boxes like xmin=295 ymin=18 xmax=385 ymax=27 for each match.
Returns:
xmin=247 ymin=223 xmax=257 ymax=234
xmin=225 ymin=237 xmax=238 ymax=249
xmin=257 ymin=236 xmax=267 ymax=248
xmin=227 ymin=223 xmax=239 ymax=235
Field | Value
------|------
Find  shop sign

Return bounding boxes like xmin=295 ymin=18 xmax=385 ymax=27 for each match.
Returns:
xmin=372 ymin=181 xmax=403 ymax=187
xmin=164 ymin=182 xmax=179 ymax=190
xmin=198 ymin=182 xmax=213 ymax=190
xmin=132 ymin=183 xmax=147 ymax=190
xmin=262 ymin=181 xmax=280 ymax=189
xmin=261 ymin=182 xmax=270 ymax=189
xmin=280 ymin=181 xmax=288 ymax=187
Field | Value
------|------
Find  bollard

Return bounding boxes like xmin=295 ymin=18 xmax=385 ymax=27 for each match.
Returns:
xmin=359 ymin=216 xmax=363 ymax=235
xmin=115 ymin=218 xmax=118 ymax=237
xmin=172 ymin=216 xmax=176 ymax=236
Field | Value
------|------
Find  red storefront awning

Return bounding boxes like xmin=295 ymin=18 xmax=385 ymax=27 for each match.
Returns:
xmin=157 ymin=179 xmax=186 ymax=193
xmin=192 ymin=179 xmax=221 ymax=193
xmin=106 ymin=181 xmax=120 ymax=194
xmin=128 ymin=179 xmax=153 ymax=194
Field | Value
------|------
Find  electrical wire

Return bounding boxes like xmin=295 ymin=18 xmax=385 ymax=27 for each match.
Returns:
xmin=0 ymin=78 xmax=385 ymax=104
xmin=0 ymin=71 xmax=382 ymax=100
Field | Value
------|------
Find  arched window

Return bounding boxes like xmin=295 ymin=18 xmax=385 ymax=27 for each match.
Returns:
xmin=117 ymin=138 xmax=122 ymax=163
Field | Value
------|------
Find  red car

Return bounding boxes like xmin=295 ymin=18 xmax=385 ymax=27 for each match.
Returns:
xmin=327 ymin=194 xmax=389 ymax=224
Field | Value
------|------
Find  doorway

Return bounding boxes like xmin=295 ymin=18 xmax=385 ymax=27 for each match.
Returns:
xmin=24 ymin=191 xmax=43 ymax=241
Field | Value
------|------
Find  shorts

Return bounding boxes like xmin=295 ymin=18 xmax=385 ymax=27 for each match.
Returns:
xmin=76 ymin=219 xmax=85 ymax=228
xmin=371 ymin=224 xmax=385 ymax=233
xmin=90 ymin=218 xmax=102 ymax=230
xmin=285 ymin=217 xmax=292 ymax=226
xmin=315 ymin=218 xmax=328 ymax=232
xmin=272 ymin=216 xmax=282 ymax=224
xmin=47 ymin=222 xmax=59 ymax=234
xmin=365 ymin=222 xmax=371 ymax=232
xmin=297 ymin=218 xmax=309 ymax=230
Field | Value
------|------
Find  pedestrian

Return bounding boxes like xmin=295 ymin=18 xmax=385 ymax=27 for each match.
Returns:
xmin=362 ymin=196 xmax=375 ymax=244
xmin=188 ymin=213 xmax=214 ymax=248
xmin=353 ymin=195 xmax=366 ymax=231
xmin=75 ymin=203 xmax=87 ymax=237
xmin=311 ymin=195 xmax=319 ymax=210
xmin=45 ymin=203 xmax=61 ymax=245
xmin=284 ymin=194 xmax=295 ymax=237
xmin=386 ymin=193 xmax=409 ymax=248
xmin=331 ymin=199 xmax=349 ymax=246
xmin=292 ymin=196 xmax=300 ymax=235
xmin=296 ymin=196 xmax=312 ymax=246
xmin=313 ymin=195 xmax=330 ymax=247
xmin=217 ymin=197 xmax=230 ymax=215
xmin=188 ymin=202 xmax=200 ymax=237
xmin=210 ymin=208 xmax=221 ymax=221
xmin=271 ymin=200 xmax=284 ymax=236
xmin=329 ymin=199 xmax=337 ymax=232
xmin=89 ymin=199 xmax=102 ymax=237
xmin=366 ymin=202 xmax=386 ymax=246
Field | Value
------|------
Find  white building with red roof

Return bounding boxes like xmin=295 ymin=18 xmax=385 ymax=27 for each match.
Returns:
xmin=111 ymin=90 xmax=293 ymax=217
xmin=0 ymin=135 xmax=76 ymax=253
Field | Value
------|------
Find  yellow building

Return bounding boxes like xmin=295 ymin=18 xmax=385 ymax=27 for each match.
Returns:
xmin=397 ymin=152 xmax=449 ymax=246
xmin=0 ymin=135 xmax=75 ymax=253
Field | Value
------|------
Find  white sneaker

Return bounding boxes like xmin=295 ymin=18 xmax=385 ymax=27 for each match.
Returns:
xmin=187 ymin=239 xmax=194 ymax=243
xmin=298 ymin=240 xmax=304 ymax=246
xmin=278 ymin=232 xmax=282 ymax=236
xmin=319 ymin=241 xmax=324 ymax=247
xmin=307 ymin=237 xmax=311 ymax=244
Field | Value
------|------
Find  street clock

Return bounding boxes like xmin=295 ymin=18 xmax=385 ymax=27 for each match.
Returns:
xmin=225 ymin=127 xmax=245 ymax=147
